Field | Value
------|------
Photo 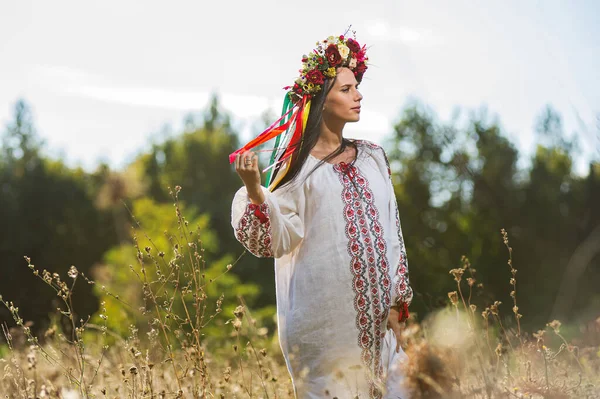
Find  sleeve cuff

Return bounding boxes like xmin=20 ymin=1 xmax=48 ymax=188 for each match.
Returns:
xmin=248 ymin=202 xmax=269 ymax=224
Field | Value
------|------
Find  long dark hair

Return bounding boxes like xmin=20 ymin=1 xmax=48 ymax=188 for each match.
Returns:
xmin=271 ymin=73 xmax=358 ymax=192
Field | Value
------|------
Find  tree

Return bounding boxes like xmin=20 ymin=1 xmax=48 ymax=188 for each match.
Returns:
xmin=0 ymin=100 xmax=119 ymax=336
xmin=137 ymin=94 xmax=277 ymax=307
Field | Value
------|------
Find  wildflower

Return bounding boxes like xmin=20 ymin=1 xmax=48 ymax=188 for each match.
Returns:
xmin=233 ymin=305 xmax=245 ymax=319
xmin=501 ymin=228 xmax=508 ymax=245
xmin=490 ymin=301 xmax=501 ymax=316
xmin=495 ymin=343 xmax=503 ymax=357
xmin=449 ymin=268 xmax=464 ymax=282
xmin=232 ymin=319 xmax=242 ymax=331
xmin=324 ymin=67 xmax=336 ymax=78
xmin=447 ymin=291 xmax=458 ymax=305
xmin=67 ymin=265 xmax=78 ymax=279
xmin=547 ymin=319 xmax=561 ymax=333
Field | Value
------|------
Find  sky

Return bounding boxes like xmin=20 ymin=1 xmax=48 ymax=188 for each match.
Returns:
xmin=0 ymin=0 xmax=598 ymax=174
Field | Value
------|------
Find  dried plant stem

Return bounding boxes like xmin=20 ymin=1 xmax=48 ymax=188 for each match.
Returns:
xmin=501 ymin=229 xmax=524 ymax=352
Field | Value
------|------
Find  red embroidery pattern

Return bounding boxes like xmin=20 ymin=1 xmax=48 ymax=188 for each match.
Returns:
xmin=334 ymin=159 xmax=390 ymax=399
xmin=379 ymin=146 xmax=413 ymax=306
xmin=235 ymin=202 xmax=274 ymax=258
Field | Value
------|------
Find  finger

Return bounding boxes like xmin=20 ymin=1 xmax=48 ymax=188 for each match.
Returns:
xmin=243 ymin=151 xmax=254 ymax=169
xmin=235 ymin=153 xmax=240 ymax=170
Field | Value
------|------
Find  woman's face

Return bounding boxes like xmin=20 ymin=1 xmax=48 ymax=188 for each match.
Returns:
xmin=322 ymin=67 xmax=363 ymax=124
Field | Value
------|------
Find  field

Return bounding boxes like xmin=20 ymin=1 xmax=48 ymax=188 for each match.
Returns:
xmin=1 ymin=196 xmax=599 ymax=399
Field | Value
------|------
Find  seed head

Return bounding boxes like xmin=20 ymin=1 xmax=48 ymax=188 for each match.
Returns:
xmin=490 ymin=301 xmax=501 ymax=315
xmin=447 ymin=291 xmax=458 ymax=305
xmin=67 ymin=266 xmax=79 ymax=279
xmin=449 ymin=268 xmax=464 ymax=283
xmin=547 ymin=319 xmax=561 ymax=333
xmin=233 ymin=305 xmax=245 ymax=320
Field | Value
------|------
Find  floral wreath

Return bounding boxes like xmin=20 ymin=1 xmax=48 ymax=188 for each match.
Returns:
xmin=230 ymin=28 xmax=369 ymax=189
xmin=284 ymin=30 xmax=369 ymax=103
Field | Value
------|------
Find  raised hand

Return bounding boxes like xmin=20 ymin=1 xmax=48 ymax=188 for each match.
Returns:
xmin=234 ymin=150 xmax=265 ymax=205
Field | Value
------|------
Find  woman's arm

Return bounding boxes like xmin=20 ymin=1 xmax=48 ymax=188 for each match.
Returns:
xmin=231 ymin=151 xmax=304 ymax=258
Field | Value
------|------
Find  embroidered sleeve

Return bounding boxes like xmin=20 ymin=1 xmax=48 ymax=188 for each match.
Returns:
xmin=231 ymin=185 xmax=304 ymax=259
xmin=381 ymin=147 xmax=414 ymax=308
xmin=234 ymin=201 xmax=274 ymax=258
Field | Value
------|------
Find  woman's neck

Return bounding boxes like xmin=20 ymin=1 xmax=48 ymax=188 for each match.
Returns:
xmin=316 ymin=119 xmax=346 ymax=152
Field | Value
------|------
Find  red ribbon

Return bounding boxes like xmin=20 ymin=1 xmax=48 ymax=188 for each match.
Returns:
xmin=398 ymin=302 xmax=410 ymax=322
xmin=228 ymin=96 xmax=307 ymax=164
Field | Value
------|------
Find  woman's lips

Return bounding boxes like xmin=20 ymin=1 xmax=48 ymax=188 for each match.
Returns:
xmin=352 ymin=107 xmax=361 ymax=112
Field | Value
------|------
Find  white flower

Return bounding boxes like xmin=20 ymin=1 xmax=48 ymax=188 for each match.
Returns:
xmin=337 ymin=44 xmax=350 ymax=59
xmin=349 ymin=57 xmax=357 ymax=69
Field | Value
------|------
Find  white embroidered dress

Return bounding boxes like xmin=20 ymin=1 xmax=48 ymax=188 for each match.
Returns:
xmin=231 ymin=140 xmax=413 ymax=399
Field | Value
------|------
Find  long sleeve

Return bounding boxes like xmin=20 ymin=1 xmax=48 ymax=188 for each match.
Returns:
xmin=231 ymin=184 xmax=304 ymax=259
xmin=380 ymin=148 xmax=413 ymax=308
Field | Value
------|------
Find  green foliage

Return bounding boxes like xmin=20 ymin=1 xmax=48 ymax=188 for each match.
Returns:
xmin=137 ymin=95 xmax=276 ymax=307
xmin=385 ymin=101 xmax=600 ymax=329
xmin=1 ymin=93 xmax=598 ymax=344
xmin=0 ymin=100 xmax=118 ymax=336
xmin=91 ymin=196 xmax=266 ymax=343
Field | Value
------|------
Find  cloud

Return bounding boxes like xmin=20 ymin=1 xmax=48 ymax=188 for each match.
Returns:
xmin=365 ymin=20 xmax=443 ymax=46
xmin=30 ymin=64 xmax=281 ymax=117
xmin=29 ymin=64 xmax=392 ymax=148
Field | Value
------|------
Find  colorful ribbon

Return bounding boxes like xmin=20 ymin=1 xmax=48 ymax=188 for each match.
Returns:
xmin=229 ymin=95 xmax=311 ymax=192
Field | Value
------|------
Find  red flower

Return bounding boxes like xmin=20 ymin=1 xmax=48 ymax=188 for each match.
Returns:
xmin=346 ymin=38 xmax=361 ymax=53
xmin=306 ymin=69 xmax=324 ymax=84
xmin=325 ymin=44 xmax=342 ymax=66
xmin=354 ymin=61 xmax=368 ymax=80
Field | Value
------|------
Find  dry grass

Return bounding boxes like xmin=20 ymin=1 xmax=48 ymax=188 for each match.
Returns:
xmin=1 ymin=191 xmax=599 ymax=398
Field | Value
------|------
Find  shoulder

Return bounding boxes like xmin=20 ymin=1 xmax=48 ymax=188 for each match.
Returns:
xmin=353 ymin=139 xmax=389 ymax=162
xmin=352 ymin=139 xmax=392 ymax=177
xmin=353 ymin=139 xmax=383 ymax=152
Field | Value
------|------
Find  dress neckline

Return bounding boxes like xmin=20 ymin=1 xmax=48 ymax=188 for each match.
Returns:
xmin=308 ymin=140 xmax=359 ymax=166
